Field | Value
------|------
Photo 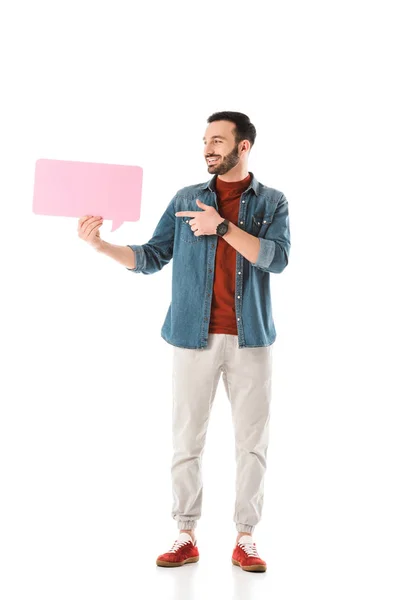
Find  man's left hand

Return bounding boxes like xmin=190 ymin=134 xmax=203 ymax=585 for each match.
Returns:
xmin=175 ymin=199 xmax=224 ymax=236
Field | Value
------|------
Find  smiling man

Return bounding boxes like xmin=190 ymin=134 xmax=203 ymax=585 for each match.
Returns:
xmin=78 ymin=111 xmax=291 ymax=573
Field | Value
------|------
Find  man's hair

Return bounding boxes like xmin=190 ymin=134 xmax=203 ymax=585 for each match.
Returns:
xmin=207 ymin=111 xmax=256 ymax=148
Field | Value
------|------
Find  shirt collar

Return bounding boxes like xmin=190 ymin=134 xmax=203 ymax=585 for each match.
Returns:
xmin=200 ymin=171 xmax=260 ymax=196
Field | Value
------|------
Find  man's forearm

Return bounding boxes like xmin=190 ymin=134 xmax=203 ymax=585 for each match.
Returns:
xmin=96 ymin=240 xmax=136 ymax=269
xmin=222 ymin=222 xmax=260 ymax=263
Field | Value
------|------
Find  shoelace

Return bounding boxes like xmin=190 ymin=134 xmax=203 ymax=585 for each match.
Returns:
xmin=238 ymin=541 xmax=260 ymax=557
xmin=168 ymin=540 xmax=191 ymax=553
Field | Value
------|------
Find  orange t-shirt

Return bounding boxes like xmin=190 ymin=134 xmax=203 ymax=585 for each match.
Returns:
xmin=208 ymin=173 xmax=252 ymax=335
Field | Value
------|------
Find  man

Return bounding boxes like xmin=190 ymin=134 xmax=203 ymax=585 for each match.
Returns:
xmin=78 ymin=111 xmax=291 ymax=572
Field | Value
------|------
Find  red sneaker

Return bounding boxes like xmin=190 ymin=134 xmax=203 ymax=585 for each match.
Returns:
xmin=156 ymin=532 xmax=199 ymax=567
xmin=232 ymin=535 xmax=267 ymax=572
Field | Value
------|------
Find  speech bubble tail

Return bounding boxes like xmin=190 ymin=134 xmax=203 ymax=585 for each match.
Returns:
xmin=110 ymin=219 xmax=124 ymax=232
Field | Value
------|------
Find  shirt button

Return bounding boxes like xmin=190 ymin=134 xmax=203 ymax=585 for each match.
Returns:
xmin=237 ymin=317 xmax=240 ymax=321
xmin=238 ymin=271 xmax=241 ymax=275
xmin=237 ymin=295 xmax=240 ymax=299
xmin=242 ymin=200 xmax=245 ymax=203
xmin=211 ymin=243 xmax=215 ymax=248
xmin=240 ymin=221 xmax=244 ymax=224
xmin=263 ymin=220 xmax=267 ymax=223
xmin=209 ymin=269 xmax=212 ymax=273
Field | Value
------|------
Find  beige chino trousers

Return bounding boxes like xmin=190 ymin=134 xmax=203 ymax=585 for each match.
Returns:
xmin=171 ymin=333 xmax=273 ymax=534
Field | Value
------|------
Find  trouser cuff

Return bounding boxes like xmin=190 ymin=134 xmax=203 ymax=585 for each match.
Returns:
xmin=178 ymin=520 xmax=197 ymax=530
xmin=236 ymin=523 xmax=255 ymax=534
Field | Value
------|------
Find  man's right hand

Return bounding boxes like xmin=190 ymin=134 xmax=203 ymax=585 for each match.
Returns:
xmin=77 ymin=215 xmax=104 ymax=250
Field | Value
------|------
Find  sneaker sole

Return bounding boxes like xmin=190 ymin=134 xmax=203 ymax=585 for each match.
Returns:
xmin=232 ymin=558 xmax=267 ymax=572
xmin=156 ymin=556 xmax=199 ymax=567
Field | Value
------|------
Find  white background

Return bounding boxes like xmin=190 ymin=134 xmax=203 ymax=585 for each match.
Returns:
xmin=1 ymin=1 xmax=399 ymax=599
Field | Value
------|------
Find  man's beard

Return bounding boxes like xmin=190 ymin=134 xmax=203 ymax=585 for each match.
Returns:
xmin=207 ymin=143 xmax=240 ymax=175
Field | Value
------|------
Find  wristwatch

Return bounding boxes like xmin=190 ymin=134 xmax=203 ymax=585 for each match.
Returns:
xmin=216 ymin=219 xmax=229 ymax=237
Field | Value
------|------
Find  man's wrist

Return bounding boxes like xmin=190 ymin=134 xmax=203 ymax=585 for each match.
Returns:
xmin=216 ymin=217 xmax=229 ymax=236
xmin=222 ymin=221 xmax=231 ymax=237
xmin=93 ymin=239 xmax=106 ymax=252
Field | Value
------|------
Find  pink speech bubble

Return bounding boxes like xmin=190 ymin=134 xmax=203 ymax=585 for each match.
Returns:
xmin=32 ymin=158 xmax=143 ymax=232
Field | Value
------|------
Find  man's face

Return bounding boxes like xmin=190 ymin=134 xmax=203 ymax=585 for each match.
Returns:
xmin=203 ymin=120 xmax=241 ymax=175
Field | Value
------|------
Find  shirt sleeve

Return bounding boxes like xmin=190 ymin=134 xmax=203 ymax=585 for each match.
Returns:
xmin=126 ymin=195 xmax=176 ymax=275
xmin=251 ymin=193 xmax=291 ymax=273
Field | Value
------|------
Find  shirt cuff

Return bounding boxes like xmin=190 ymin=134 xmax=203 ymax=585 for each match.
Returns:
xmin=125 ymin=244 xmax=146 ymax=272
xmin=252 ymin=238 xmax=275 ymax=270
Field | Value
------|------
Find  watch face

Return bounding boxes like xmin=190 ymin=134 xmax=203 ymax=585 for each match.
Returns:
xmin=217 ymin=221 xmax=228 ymax=235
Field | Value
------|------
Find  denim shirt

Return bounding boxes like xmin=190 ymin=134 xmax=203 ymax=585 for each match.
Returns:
xmin=126 ymin=172 xmax=290 ymax=349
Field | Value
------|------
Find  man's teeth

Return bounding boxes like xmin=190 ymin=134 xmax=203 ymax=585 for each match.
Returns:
xmin=208 ymin=158 xmax=219 ymax=163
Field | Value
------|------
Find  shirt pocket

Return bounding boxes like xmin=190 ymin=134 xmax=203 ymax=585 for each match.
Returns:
xmin=180 ymin=217 xmax=205 ymax=243
xmin=251 ymin=213 xmax=273 ymax=237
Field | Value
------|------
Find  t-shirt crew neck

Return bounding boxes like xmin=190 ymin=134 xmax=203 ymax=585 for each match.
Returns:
xmin=215 ymin=173 xmax=252 ymax=195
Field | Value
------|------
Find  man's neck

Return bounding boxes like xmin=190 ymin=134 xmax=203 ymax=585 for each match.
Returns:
xmin=217 ymin=165 xmax=249 ymax=183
